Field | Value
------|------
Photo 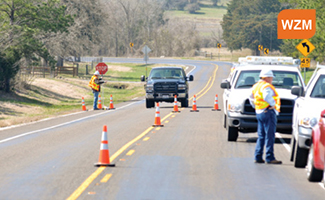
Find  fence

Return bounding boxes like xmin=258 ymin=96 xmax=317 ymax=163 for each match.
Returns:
xmin=19 ymin=66 xmax=79 ymax=78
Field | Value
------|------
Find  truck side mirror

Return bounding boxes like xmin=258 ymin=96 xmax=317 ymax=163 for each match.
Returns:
xmin=291 ymin=86 xmax=304 ymax=96
xmin=188 ymin=75 xmax=194 ymax=81
xmin=220 ymin=80 xmax=230 ymax=89
xmin=141 ymin=75 xmax=145 ymax=82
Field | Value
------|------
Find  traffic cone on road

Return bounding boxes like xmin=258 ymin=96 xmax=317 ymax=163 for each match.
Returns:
xmin=190 ymin=95 xmax=199 ymax=112
xmin=153 ymin=102 xmax=164 ymax=127
xmin=109 ymin=95 xmax=115 ymax=110
xmin=94 ymin=125 xmax=115 ymax=167
xmin=212 ymin=94 xmax=220 ymax=111
xmin=82 ymin=97 xmax=87 ymax=111
xmin=172 ymin=95 xmax=180 ymax=113
xmin=98 ymin=95 xmax=102 ymax=110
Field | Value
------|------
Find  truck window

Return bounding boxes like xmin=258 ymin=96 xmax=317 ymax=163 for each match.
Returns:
xmin=310 ymin=75 xmax=325 ymax=98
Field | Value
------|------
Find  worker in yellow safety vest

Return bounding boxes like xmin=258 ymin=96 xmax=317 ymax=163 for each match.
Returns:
xmin=249 ymin=69 xmax=282 ymax=164
xmin=89 ymin=71 xmax=106 ymax=110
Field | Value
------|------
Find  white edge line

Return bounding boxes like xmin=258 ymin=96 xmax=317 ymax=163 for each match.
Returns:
xmin=0 ymin=100 xmax=142 ymax=144
xmin=276 ymin=133 xmax=325 ymax=190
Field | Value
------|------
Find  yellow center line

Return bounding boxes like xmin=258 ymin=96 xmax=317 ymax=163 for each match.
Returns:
xmin=67 ymin=112 xmax=173 ymax=200
xmin=67 ymin=64 xmax=219 ymax=200
xmin=197 ymin=64 xmax=218 ymax=100
xmin=126 ymin=149 xmax=135 ymax=156
xmin=100 ymin=174 xmax=112 ymax=183
xmin=143 ymin=137 xmax=150 ymax=141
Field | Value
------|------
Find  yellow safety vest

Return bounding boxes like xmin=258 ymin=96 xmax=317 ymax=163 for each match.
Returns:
xmin=88 ymin=75 xmax=100 ymax=91
xmin=252 ymin=80 xmax=281 ymax=112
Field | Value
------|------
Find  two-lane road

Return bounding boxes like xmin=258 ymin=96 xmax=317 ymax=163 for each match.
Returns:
xmin=0 ymin=58 xmax=324 ymax=200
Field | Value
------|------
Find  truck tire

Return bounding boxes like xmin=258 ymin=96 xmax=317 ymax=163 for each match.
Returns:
xmin=146 ymin=99 xmax=154 ymax=108
xmin=307 ymin=144 xmax=323 ymax=182
xmin=181 ymin=98 xmax=189 ymax=108
xmin=227 ymin=126 xmax=238 ymax=142
xmin=294 ymin=143 xmax=309 ymax=168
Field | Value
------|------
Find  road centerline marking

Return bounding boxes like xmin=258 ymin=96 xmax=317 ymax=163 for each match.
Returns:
xmin=67 ymin=64 xmax=219 ymax=200
xmin=100 ymin=174 xmax=112 ymax=183
xmin=126 ymin=150 xmax=135 ymax=156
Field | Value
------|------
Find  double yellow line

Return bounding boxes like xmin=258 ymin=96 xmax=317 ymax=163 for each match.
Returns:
xmin=67 ymin=64 xmax=218 ymax=200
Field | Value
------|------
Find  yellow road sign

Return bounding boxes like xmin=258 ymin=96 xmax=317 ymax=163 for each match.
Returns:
xmin=130 ymin=42 xmax=134 ymax=48
xmin=217 ymin=43 xmax=221 ymax=48
xmin=296 ymin=39 xmax=315 ymax=57
xmin=258 ymin=45 xmax=263 ymax=51
xmin=300 ymin=58 xmax=310 ymax=68
xmin=264 ymin=48 xmax=269 ymax=55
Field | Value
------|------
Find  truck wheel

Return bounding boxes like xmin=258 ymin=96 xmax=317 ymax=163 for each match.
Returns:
xmin=294 ymin=144 xmax=309 ymax=168
xmin=146 ymin=99 xmax=154 ymax=108
xmin=181 ymin=98 xmax=189 ymax=108
xmin=307 ymin=144 xmax=323 ymax=182
xmin=227 ymin=126 xmax=238 ymax=142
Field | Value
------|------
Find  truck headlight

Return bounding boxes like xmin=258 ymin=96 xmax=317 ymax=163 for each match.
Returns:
xmin=299 ymin=117 xmax=318 ymax=128
xmin=228 ymin=102 xmax=242 ymax=112
xmin=178 ymin=84 xmax=186 ymax=90
xmin=146 ymin=84 xmax=153 ymax=91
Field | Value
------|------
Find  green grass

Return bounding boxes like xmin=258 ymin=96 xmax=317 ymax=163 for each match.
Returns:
xmin=166 ymin=7 xmax=227 ymax=19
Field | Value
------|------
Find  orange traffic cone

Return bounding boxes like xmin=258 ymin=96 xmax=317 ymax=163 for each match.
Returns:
xmin=94 ymin=125 xmax=115 ymax=167
xmin=190 ymin=95 xmax=199 ymax=112
xmin=212 ymin=94 xmax=220 ymax=111
xmin=82 ymin=97 xmax=87 ymax=111
xmin=153 ymin=102 xmax=164 ymax=127
xmin=109 ymin=95 xmax=115 ymax=110
xmin=172 ymin=95 xmax=180 ymax=113
xmin=98 ymin=95 xmax=102 ymax=110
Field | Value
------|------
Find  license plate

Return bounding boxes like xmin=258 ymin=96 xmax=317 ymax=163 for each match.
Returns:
xmin=162 ymin=95 xmax=169 ymax=99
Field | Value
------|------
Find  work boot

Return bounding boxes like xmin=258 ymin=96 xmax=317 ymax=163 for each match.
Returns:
xmin=266 ymin=159 xmax=282 ymax=164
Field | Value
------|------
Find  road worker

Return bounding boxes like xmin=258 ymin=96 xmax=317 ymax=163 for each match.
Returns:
xmin=89 ymin=71 xmax=106 ymax=110
xmin=249 ymin=69 xmax=282 ymax=164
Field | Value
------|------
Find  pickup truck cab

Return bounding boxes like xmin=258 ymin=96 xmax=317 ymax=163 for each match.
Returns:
xmin=141 ymin=66 xmax=193 ymax=108
xmin=220 ymin=56 xmax=304 ymax=141
xmin=290 ymin=64 xmax=325 ymax=168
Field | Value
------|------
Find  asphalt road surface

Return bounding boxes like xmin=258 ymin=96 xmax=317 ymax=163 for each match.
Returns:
xmin=0 ymin=58 xmax=324 ymax=200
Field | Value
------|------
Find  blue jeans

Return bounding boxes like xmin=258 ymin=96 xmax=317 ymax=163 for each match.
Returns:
xmin=93 ymin=91 xmax=99 ymax=109
xmin=255 ymin=109 xmax=277 ymax=162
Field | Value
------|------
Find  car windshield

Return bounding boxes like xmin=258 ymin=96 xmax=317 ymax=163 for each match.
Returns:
xmin=149 ymin=68 xmax=184 ymax=80
xmin=235 ymin=70 xmax=303 ymax=89
xmin=310 ymin=75 xmax=325 ymax=98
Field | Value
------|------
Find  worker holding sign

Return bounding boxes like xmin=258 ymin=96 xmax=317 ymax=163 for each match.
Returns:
xmin=89 ymin=71 xmax=107 ymax=110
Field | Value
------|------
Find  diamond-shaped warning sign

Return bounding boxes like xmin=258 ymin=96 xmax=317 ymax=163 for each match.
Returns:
xmin=296 ymin=39 xmax=315 ymax=57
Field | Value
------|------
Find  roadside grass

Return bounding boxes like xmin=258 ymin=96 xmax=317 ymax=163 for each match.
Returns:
xmin=0 ymin=62 xmax=185 ymax=128
xmin=167 ymin=7 xmax=227 ymax=19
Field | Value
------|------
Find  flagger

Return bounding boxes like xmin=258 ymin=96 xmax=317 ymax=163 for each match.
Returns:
xmin=89 ymin=71 xmax=107 ymax=110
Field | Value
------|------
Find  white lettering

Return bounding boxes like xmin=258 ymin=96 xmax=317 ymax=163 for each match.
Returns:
xmin=281 ymin=20 xmax=293 ymax=30
xmin=303 ymin=20 xmax=312 ymax=30
xmin=281 ymin=19 xmax=313 ymax=30
xmin=294 ymin=20 xmax=301 ymax=30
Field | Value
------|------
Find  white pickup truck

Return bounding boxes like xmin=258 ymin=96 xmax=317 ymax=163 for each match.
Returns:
xmin=290 ymin=63 xmax=325 ymax=168
xmin=220 ymin=56 xmax=304 ymax=142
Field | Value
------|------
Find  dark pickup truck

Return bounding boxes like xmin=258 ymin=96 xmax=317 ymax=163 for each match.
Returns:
xmin=141 ymin=66 xmax=193 ymax=108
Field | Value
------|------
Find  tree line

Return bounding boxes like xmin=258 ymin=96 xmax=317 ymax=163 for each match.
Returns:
xmin=222 ymin=0 xmax=325 ymax=62
xmin=1 ymin=0 xmax=211 ymax=92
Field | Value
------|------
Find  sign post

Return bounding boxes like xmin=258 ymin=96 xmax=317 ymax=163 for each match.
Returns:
xmin=96 ymin=62 xmax=108 ymax=109
xmin=217 ymin=43 xmax=221 ymax=60
xmin=296 ymin=39 xmax=315 ymax=84
xmin=130 ymin=43 xmax=134 ymax=54
xmin=142 ymin=45 xmax=151 ymax=77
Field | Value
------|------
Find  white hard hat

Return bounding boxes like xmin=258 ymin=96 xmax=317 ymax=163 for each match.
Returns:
xmin=259 ymin=69 xmax=274 ymax=78
xmin=94 ymin=71 xmax=100 ymax=75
